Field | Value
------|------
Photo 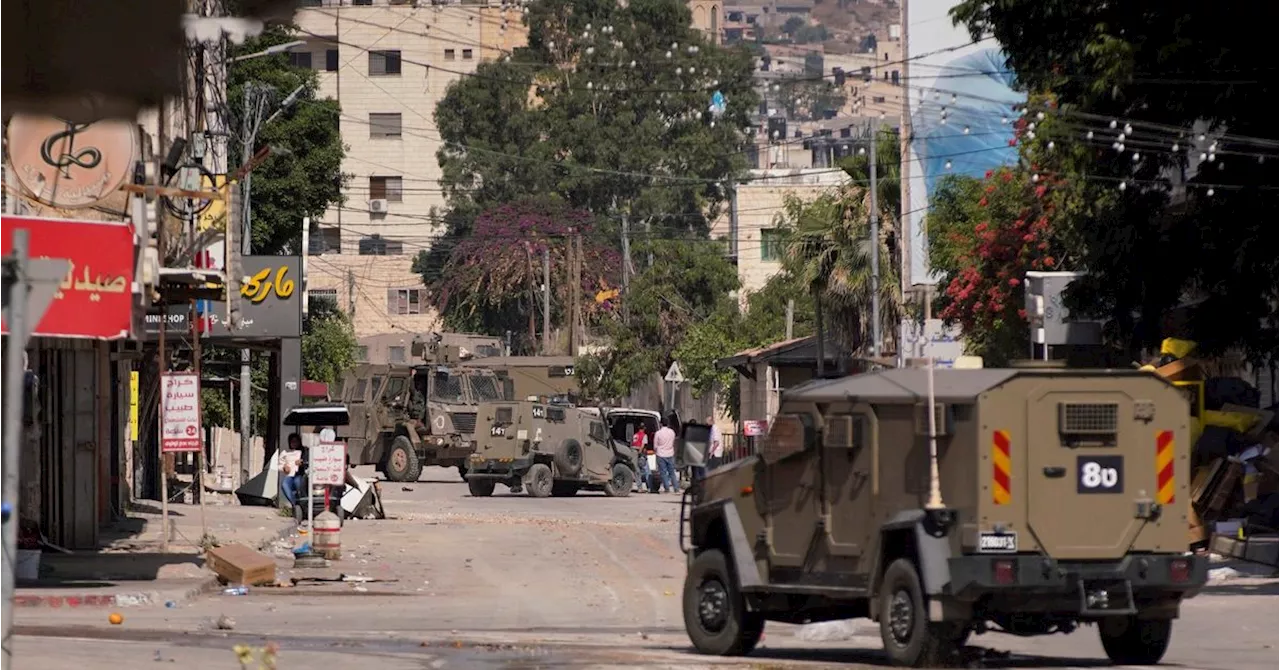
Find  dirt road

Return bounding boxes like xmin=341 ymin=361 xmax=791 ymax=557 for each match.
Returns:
xmin=15 ymin=466 xmax=1278 ymax=669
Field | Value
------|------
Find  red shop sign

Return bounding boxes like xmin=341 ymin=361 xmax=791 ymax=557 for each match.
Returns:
xmin=1 ymin=215 xmax=134 ymax=339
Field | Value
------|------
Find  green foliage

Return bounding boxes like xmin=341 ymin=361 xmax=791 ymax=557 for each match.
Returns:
xmin=782 ymin=17 xmax=806 ymax=35
xmin=201 ymin=387 xmax=233 ymax=429
xmin=301 ymin=299 xmax=357 ymax=385
xmin=776 ymin=79 xmax=846 ymax=122
xmin=227 ymin=25 xmax=347 ymax=254
xmin=414 ymin=198 xmax=621 ymax=350
xmin=951 ymin=0 xmax=1278 ymax=360
xmin=577 ymin=240 xmax=739 ymax=401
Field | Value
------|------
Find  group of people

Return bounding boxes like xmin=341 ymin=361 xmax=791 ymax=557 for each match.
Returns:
xmin=630 ymin=415 xmax=724 ymax=493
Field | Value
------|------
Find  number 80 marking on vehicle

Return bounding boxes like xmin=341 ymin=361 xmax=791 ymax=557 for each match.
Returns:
xmin=1076 ymin=455 xmax=1124 ymax=494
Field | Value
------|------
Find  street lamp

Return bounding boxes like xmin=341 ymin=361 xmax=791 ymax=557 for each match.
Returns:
xmin=230 ymin=40 xmax=306 ymax=63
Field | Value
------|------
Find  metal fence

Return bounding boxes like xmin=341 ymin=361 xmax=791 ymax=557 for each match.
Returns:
xmin=719 ymin=433 xmax=758 ymax=466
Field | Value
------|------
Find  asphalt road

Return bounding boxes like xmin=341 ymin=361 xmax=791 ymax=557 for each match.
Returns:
xmin=14 ymin=465 xmax=1279 ymax=669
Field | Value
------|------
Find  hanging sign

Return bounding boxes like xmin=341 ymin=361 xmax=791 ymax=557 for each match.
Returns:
xmin=161 ymin=372 xmax=202 ymax=453
xmin=310 ymin=441 xmax=347 ymax=488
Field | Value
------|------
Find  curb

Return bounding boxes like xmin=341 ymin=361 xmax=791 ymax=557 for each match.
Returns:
xmin=14 ymin=521 xmax=296 ymax=609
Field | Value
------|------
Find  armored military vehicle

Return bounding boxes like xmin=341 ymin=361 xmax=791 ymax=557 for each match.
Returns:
xmin=336 ymin=340 xmax=511 ymax=482
xmin=464 ymin=401 xmax=649 ymax=498
xmin=678 ymin=367 xmax=1208 ymax=667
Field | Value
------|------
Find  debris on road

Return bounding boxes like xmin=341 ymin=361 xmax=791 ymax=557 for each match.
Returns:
xmin=215 ymin=614 xmax=236 ymax=630
xmin=206 ymin=543 xmax=276 ymax=586
xmin=794 ymin=619 xmax=875 ymax=642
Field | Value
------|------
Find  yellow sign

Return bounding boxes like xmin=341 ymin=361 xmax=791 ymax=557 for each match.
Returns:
xmin=241 ymin=265 xmax=296 ymax=303
xmin=198 ymin=174 xmax=229 ymax=231
xmin=129 ymin=371 xmax=139 ymax=441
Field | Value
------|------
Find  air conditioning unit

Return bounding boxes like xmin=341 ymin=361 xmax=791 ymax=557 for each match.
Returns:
xmin=369 ymin=199 xmax=388 ymax=213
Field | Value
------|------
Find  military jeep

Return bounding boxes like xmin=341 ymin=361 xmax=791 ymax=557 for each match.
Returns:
xmin=336 ymin=356 xmax=510 ymax=482
xmin=679 ymin=367 xmax=1208 ymax=667
xmin=464 ymin=401 xmax=643 ymax=498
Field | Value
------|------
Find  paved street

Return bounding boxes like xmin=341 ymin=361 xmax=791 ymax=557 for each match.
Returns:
xmin=14 ymin=465 xmax=1279 ymax=669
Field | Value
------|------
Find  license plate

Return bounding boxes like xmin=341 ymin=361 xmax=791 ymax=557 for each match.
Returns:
xmin=979 ymin=531 xmax=1018 ymax=553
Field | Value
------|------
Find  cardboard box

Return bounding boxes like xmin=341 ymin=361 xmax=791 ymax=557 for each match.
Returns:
xmin=205 ymin=543 xmax=276 ymax=586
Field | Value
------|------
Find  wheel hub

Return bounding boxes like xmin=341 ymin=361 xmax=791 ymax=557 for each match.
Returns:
xmin=889 ymin=590 xmax=914 ymax=644
xmin=697 ymin=579 xmax=730 ymax=633
xmin=391 ymin=450 xmax=407 ymax=470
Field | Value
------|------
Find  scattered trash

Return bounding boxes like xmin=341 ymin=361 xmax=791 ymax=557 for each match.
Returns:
xmin=1209 ymin=566 xmax=1245 ymax=583
xmin=662 ymin=589 xmax=674 ymax=596
xmin=222 ymin=586 xmax=250 ymax=596
xmin=401 ymin=487 xmax=414 ymax=492
xmin=216 ymin=614 xmax=236 ymax=630
xmin=165 ymin=601 xmax=177 ymax=608
xmin=795 ymin=620 xmax=873 ymax=642
xmin=341 ymin=574 xmax=373 ymax=583
xmin=353 ymin=586 xmax=368 ymax=592
xmin=108 ymin=612 xmax=124 ymax=625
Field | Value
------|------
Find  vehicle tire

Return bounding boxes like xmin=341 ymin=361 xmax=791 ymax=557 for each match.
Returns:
xmin=604 ymin=463 xmax=634 ymax=498
xmin=683 ymin=548 xmax=763 ymax=656
xmin=458 ymin=464 xmax=469 ymax=481
xmin=878 ymin=558 xmax=963 ymax=667
xmin=1098 ymin=617 xmax=1172 ymax=665
xmin=384 ymin=436 xmax=422 ymax=482
xmin=525 ymin=463 xmax=554 ymax=498
xmin=553 ymin=439 xmax=585 ymax=477
xmin=467 ymin=478 xmax=496 ymax=497
xmin=551 ymin=481 xmax=580 ymax=497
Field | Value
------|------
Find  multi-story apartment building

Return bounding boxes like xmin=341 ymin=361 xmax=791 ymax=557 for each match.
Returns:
xmin=827 ymin=24 xmax=903 ymax=123
xmin=292 ymin=0 xmax=528 ymax=337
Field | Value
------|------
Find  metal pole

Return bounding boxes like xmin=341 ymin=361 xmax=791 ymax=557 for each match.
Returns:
xmin=191 ymin=299 xmax=208 ymax=540
xmin=924 ymin=283 xmax=945 ymax=510
xmin=158 ymin=297 xmax=169 ymax=553
xmin=2 ymin=230 xmax=30 ymax=668
xmin=541 ymin=248 xmax=550 ymax=355
xmin=869 ymin=127 xmax=881 ymax=357
xmin=239 ymin=348 xmax=251 ymax=487
xmin=785 ymin=299 xmax=795 ymax=340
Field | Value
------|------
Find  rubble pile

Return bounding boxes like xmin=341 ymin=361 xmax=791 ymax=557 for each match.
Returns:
xmin=1140 ymin=338 xmax=1279 ymax=550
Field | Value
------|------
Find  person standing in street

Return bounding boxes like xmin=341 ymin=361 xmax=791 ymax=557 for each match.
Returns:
xmin=653 ymin=418 xmax=678 ymax=493
xmin=631 ymin=424 xmax=650 ymax=493
xmin=706 ymin=416 xmax=724 ymax=471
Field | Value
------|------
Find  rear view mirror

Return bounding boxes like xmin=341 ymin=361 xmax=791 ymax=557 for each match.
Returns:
xmin=679 ymin=422 xmax=710 ymax=468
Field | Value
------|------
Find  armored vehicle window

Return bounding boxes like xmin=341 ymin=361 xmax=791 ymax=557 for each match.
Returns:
xmin=430 ymin=372 xmax=464 ymax=402
xmin=383 ymin=377 xmax=407 ymax=404
xmin=371 ymin=375 xmax=385 ymax=399
xmin=331 ymin=378 xmax=345 ymax=400
xmin=468 ymin=375 xmax=503 ymax=402
xmin=495 ymin=407 xmax=513 ymax=424
xmin=760 ymin=413 xmax=815 ymax=464
xmin=589 ymin=421 xmax=607 ymax=442
xmin=352 ymin=378 xmax=368 ymax=403
xmin=547 ymin=407 xmax=566 ymax=422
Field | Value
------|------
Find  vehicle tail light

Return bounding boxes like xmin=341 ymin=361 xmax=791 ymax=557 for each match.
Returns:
xmin=1169 ymin=558 xmax=1190 ymax=583
xmin=993 ymin=559 xmax=1017 ymax=585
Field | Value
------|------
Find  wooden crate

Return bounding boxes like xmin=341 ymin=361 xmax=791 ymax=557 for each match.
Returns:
xmin=205 ymin=543 xmax=276 ymax=586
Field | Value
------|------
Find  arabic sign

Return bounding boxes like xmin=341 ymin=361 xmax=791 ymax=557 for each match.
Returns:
xmin=742 ymin=420 xmax=768 ymax=437
xmin=1 ymin=215 xmax=134 ymax=339
xmin=141 ymin=255 xmax=301 ymax=339
xmin=161 ymin=373 xmax=202 ymax=453
xmin=310 ymin=441 xmax=347 ymax=487
xmin=899 ymin=318 xmax=966 ymax=368
xmin=5 ymin=113 xmax=138 ymax=209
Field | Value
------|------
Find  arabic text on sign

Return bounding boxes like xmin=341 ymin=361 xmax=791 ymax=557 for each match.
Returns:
xmin=241 ymin=266 xmax=295 ymax=304
xmin=54 ymin=262 xmax=129 ymax=302
xmin=310 ymin=442 xmax=347 ymax=487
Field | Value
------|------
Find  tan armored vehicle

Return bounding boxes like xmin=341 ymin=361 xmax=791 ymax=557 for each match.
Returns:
xmin=464 ymin=401 xmax=650 ymax=498
xmin=679 ymin=367 xmax=1208 ymax=667
xmin=336 ymin=343 xmax=510 ymax=482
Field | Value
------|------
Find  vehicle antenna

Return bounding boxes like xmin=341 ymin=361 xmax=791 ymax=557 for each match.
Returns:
xmin=924 ymin=337 xmax=945 ymax=510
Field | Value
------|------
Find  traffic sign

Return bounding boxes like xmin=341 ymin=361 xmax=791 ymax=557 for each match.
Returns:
xmin=3 ymin=257 xmax=72 ymax=343
xmin=664 ymin=361 xmax=686 ymax=384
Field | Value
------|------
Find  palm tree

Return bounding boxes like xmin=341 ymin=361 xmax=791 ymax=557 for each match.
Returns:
xmin=778 ymin=182 xmax=902 ymax=359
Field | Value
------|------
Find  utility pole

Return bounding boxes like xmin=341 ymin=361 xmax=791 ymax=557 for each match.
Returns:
xmin=645 ymin=220 xmax=654 ymax=268
xmin=347 ymin=268 xmax=356 ymax=319
xmin=237 ymin=84 xmax=270 ymax=489
xmin=565 ymin=231 xmax=576 ymax=355
xmin=785 ymin=299 xmax=795 ymax=340
xmin=2 ymin=232 xmax=29 ymax=669
xmin=869 ymin=125 xmax=881 ymax=357
xmin=621 ymin=212 xmax=631 ymax=325
xmin=574 ymin=233 xmax=583 ymax=349
xmin=541 ymin=248 xmax=551 ymax=355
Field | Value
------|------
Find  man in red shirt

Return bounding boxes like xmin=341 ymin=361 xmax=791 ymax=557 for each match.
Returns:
xmin=631 ymin=425 xmax=650 ymax=493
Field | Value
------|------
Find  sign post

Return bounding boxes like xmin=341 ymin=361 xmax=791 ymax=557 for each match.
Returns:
xmin=160 ymin=371 xmax=202 ymax=550
xmin=664 ymin=361 xmax=686 ymax=418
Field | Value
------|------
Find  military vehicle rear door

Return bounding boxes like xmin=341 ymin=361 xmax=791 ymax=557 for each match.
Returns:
xmin=343 ymin=368 xmax=373 ymax=458
xmin=1023 ymin=389 xmax=1152 ymax=560
xmin=760 ymin=411 xmax=822 ymax=573
xmin=820 ymin=405 xmax=877 ymax=562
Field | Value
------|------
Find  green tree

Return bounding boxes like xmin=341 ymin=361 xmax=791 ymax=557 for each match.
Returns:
xmin=951 ymin=0 xmax=1278 ymax=360
xmin=782 ymin=16 xmax=806 ymax=35
xmin=428 ymin=0 xmax=760 ymax=270
xmin=301 ymin=299 xmax=358 ymax=385
xmin=777 ymin=79 xmax=846 ymax=121
xmin=227 ymin=25 xmax=347 ymax=254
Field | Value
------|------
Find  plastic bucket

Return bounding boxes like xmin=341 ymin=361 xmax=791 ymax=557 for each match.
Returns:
xmin=16 ymin=549 xmax=41 ymax=580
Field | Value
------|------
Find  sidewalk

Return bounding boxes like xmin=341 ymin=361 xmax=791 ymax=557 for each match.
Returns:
xmin=15 ymin=499 xmax=293 ymax=609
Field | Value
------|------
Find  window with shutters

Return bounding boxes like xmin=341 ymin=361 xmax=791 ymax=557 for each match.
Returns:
xmin=358 ymin=235 xmax=403 ymax=256
xmin=369 ymin=113 xmax=401 ymax=139
xmin=462 ymin=49 xmax=473 ymax=60
xmin=325 ymin=49 xmax=339 ymax=71
xmin=444 ymin=49 xmax=456 ymax=60
xmin=368 ymin=176 xmax=403 ymax=202
xmin=288 ymin=51 xmax=313 ymax=69
xmin=368 ymin=50 xmax=401 ymax=76
xmin=386 ymin=288 xmax=425 ymax=315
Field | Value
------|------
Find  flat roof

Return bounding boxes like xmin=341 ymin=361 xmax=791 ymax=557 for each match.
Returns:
xmin=785 ymin=367 xmax=1166 ymax=403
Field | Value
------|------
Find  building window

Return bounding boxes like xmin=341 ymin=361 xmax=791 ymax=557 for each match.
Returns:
xmin=351 ymin=0 xmax=372 ymax=5
xmin=355 ymin=346 xmax=369 ymax=362
xmin=872 ymin=96 xmax=886 ymax=104
xmin=761 ymin=228 xmax=785 ymax=262
xmin=462 ymin=49 xmax=473 ymax=60
xmin=891 ymin=70 xmax=899 ymax=85
xmin=359 ymin=235 xmax=404 ymax=256
xmin=369 ymin=50 xmax=402 ymax=76
xmin=289 ymin=51 xmax=313 ymax=69
xmin=369 ymin=176 xmax=403 ymax=202
xmin=388 ymin=346 xmax=407 ymax=363
xmin=325 ymin=48 xmax=339 ymax=71
xmin=309 ymin=288 xmax=338 ymax=311
xmin=386 ymin=288 xmax=425 ymax=315
xmin=444 ymin=49 xmax=456 ymax=60
xmin=369 ymin=113 xmax=402 ymax=139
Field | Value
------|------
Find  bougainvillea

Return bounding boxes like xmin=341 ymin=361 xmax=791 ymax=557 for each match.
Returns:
xmin=417 ymin=197 xmax=621 ymax=349
xmin=927 ymin=165 xmax=1069 ymax=364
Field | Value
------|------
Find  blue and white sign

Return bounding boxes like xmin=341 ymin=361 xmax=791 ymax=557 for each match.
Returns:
xmin=709 ymin=91 xmax=726 ymax=117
